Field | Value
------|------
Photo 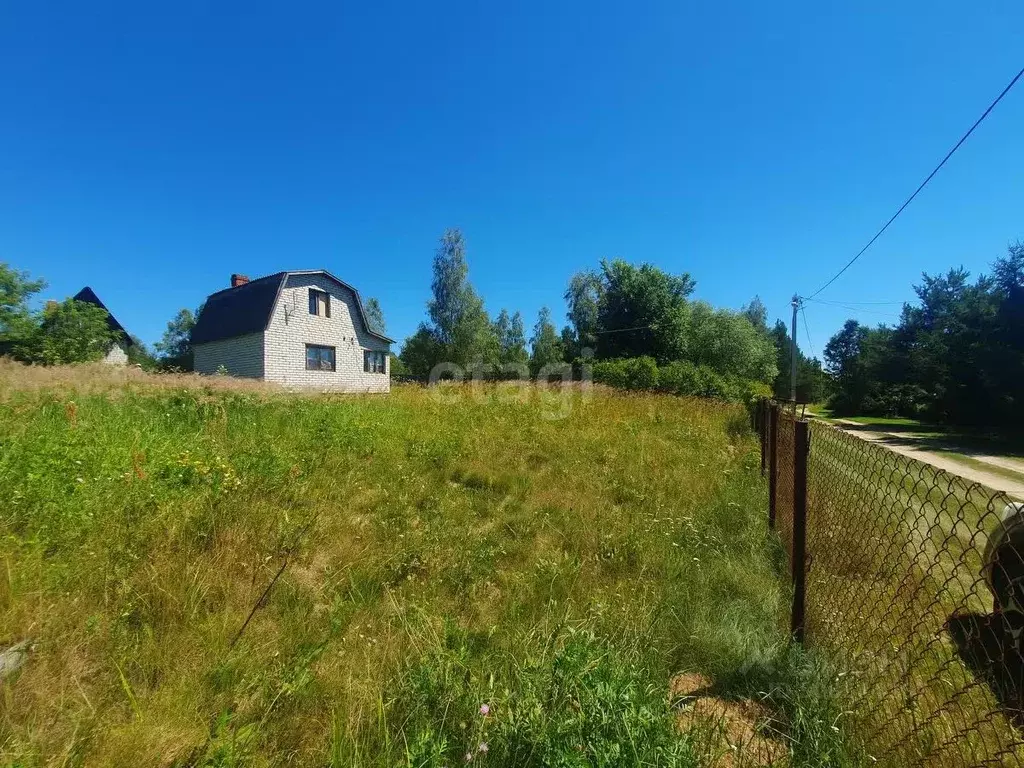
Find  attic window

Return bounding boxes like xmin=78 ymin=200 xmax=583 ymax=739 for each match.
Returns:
xmin=308 ymin=289 xmax=331 ymax=318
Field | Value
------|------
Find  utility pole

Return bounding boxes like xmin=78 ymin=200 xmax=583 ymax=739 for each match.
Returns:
xmin=790 ymin=294 xmax=800 ymax=410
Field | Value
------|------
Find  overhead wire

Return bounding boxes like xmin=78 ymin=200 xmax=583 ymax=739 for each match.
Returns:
xmin=804 ymin=297 xmax=903 ymax=318
xmin=805 ymin=299 xmax=905 ymax=306
xmin=800 ymin=305 xmax=816 ymax=359
xmin=804 ymin=64 xmax=1024 ymax=300
xmin=594 ymin=323 xmax=659 ymax=334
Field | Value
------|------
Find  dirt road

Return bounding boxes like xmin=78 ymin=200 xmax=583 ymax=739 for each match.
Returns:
xmin=832 ymin=419 xmax=1024 ymax=500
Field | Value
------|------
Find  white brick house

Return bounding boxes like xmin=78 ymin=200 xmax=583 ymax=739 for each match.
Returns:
xmin=191 ymin=271 xmax=393 ymax=392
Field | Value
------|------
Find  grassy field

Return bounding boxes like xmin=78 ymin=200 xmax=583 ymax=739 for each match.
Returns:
xmin=0 ymin=362 xmax=855 ymax=767
xmin=805 ymin=408 xmax=949 ymax=439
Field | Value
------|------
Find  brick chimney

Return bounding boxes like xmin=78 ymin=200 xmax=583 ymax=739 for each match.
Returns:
xmin=231 ymin=274 xmax=250 ymax=288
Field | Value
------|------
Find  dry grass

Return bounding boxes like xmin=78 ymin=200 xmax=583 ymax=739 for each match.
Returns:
xmin=0 ymin=361 xmax=856 ymax=767
xmin=0 ymin=358 xmax=292 ymax=398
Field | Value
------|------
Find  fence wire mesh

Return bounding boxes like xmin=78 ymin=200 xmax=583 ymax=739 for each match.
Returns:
xmin=764 ymin=401 xmax=1024 ymax=766
xmin=775 ymin=410 xmax=796 ymax=561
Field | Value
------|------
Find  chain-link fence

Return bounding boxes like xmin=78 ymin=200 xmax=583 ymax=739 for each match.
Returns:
xmin=758 ymin=400 xmax=1024 ymax=766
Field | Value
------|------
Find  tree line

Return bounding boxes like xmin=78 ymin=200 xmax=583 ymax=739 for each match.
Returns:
xmin=398 ymin=230 xmax=566 ymax=378
xmin=823 ymin=242 xmax=1024 ymax=429
xmin=396 ymin=228 xmax=809 ymax=402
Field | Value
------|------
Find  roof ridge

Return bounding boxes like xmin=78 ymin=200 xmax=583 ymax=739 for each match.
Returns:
xmin=203 ymin=271 xmax=286 ymax=299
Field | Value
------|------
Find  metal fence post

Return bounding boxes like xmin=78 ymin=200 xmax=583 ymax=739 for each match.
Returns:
xmin=791 ymin=419 xmax=809 ymax=643
xmin=759 ymin=399 xmax=767 ymax=477
xmin=768 ymin=404 xmax=778 ymax=530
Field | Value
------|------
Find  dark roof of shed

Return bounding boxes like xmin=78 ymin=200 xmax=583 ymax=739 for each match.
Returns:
xmin=72 ymin=287 xmax=134 ymax=346
xmin=190 ymin=270 xmax=394 ymax=346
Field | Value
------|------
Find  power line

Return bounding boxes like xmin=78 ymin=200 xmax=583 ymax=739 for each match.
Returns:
xmin=806 ymin=298 xmax=906 ymax=306
xmin=800 ymin=305 xmax=816 ymax=359
xmin=804 ymin=296 xmax=904 ymax=310
xmin=805 ymin=64 xmax=1024 ymax=300
xmin=594 ymin=323 xmax=659 ymax=335
xmin=805 ymin=297 xmax=901 ymax=318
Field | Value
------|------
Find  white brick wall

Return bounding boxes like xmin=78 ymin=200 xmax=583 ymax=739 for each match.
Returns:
xmin=103 ymin=341 xmax=129 ymax=365
xmin=193 ymin=332 xmax=265 ymax=378
xmin=263 ymin=274 xmax=390 ymax=392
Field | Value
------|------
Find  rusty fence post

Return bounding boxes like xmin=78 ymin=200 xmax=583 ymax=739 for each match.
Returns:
xmin=759 ymin=399 xmax=767 ymax=477
xmin=791 ymin=419 xmax=809 ymax=643
xmin=768 ymin=404 xmax=778 ymax=530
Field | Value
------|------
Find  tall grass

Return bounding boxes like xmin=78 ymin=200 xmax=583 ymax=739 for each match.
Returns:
xmin=0 ymin=363 xmax=857 ymax=766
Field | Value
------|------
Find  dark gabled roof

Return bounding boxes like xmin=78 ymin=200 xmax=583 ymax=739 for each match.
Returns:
xmin=190 ymin=270 xmax=394 ymax=346
xmin=190 ymin=272 xmax=286 ymax=345
xmin=72 ymin=287 xmax=134 ymax=346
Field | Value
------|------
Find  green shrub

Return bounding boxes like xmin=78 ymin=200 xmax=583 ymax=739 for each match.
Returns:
xmin=591 ymin=359 xmax=625 ymax=389
xmin=596 ymin=357 xmax=770 ymax=408
xmin=656 ymin=361 xmax=735 ymax=401
xmin=657 ymin=360 xmax=700 ymax=396
xmin=592 ymin=356 xmax=659 ymax=390
xmin=742 ymin=379 xmax=773 ymax=405
xmin=625 ymin=356 xmax=659 ymax=390
xmin=693 ymin=366 xmax=737 ymax=401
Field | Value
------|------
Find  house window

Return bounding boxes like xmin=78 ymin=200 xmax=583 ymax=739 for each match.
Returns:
xmin=364 ymin=350 xmax=386 ymax=374
xmin=308 ymin=289 xmax=331 ymax=317
xmin=305 ymin=344 xmax=336 ymax=371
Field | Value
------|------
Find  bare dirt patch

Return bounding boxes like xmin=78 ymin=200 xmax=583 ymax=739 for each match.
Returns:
xmin=671 ymin=671 xmax=715 ymax=698
xmin=671 ymin=672 xmax=788 ymax=767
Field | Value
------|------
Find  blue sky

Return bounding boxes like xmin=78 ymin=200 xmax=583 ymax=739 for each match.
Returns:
xmin=1 ymin=1 xmax=1022 ymax=357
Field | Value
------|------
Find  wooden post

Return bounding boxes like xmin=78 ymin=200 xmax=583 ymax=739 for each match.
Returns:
xmin=768 ymin=404 xmax=778 ymax=530
xmin=791 ymin=419 xmax=809 ymax=643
